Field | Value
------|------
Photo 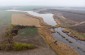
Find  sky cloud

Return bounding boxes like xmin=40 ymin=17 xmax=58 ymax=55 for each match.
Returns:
xmin=0 ymin=0 xmax=85 ymax=7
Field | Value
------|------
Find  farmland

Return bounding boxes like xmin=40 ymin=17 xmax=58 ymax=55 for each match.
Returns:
xmin=0 ymin=11 xmax=56 ymax=55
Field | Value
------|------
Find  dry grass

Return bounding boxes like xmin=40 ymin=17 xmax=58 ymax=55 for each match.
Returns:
xmin=12 ymin=13 xmax=41 ymax=27
xmin=53 ymin=14 xmax=85 ymax=41
xmin=64 ymin=28 xmax=85 ymax=41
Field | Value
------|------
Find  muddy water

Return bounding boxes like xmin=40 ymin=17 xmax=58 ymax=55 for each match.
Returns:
xmin=6 ymin=10 xmax=85 ymax=55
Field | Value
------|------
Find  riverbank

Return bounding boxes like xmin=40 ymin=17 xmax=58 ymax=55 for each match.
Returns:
xmin=53 ymin=14 xmax=85 ymax=41
xmin=38 ymin=21 xmax=78 ymax=55
xmin=62 ymin=28 xmax=85 ymax=41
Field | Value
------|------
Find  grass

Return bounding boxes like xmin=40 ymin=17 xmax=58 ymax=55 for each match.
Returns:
xmin=13 ymin=42 xmax=36 ymax=51
xmin=0 ymin=25 xmax=37 ymax=51
xmin=55 ymin=17 xmax=85 ymax=40
xmin=0 ymin=11 xmax=12 ymax=29
xmin=0 ymin=42 xmax=36 ymax=51
xmin=18 ymin=27 xmax=38 ymax=36
xmin=71 ymin=30 xmax=85 ymax=39
xmin=0 ymin=11 xmax=38 ymax=51
xmin=0 ymin=11 xmax=12 ymax=23
xmin=66 ymin=28 xmax=85 ymax=40
xmin=0 ymin=11 xmax=39 ymax=51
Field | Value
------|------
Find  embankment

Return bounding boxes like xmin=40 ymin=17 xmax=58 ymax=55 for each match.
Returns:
xmin=53 ymin=14 xmax=85 ymax=41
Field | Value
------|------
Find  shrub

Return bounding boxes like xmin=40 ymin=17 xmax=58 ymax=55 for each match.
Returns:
xmin=0 ymin=42 xmax=36 ymax=51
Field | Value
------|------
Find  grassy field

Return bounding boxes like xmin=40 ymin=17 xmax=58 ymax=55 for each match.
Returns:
xmin=0 ymin=11 xmax=12 ymax=25
xmin=0 ymin=11 xmax=41 ymax=48
xmin=0 ymin=10 xmax=12 ymax=37
xmin=12 ymin=13 xmax=41 ymax=27
xmin=18 ymin=27 xmax=38 ymax=36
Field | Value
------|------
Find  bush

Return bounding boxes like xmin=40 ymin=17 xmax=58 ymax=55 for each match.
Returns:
xmin=13 ymin=42 xmax=36 ymax=51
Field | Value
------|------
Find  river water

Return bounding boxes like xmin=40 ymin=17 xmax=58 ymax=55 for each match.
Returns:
xmin=6 ymin=10 xmax=85 ymax=55
xmin=26 ymin=11 xmax=57 ymax=26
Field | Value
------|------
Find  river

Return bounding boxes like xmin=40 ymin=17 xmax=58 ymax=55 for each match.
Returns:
xmin=6 ymin=10 xmax=85 ymax=55
xmin=26 ymin=11 xmax=85 ymax=55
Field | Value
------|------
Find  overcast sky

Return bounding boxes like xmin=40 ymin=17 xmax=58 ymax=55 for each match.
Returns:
xmin=0 ymin=0 xmax=85 ymax=7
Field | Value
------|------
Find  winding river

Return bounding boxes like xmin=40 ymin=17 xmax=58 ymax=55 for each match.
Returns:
xmin=6 ymin=10 xmax=85 ymax=55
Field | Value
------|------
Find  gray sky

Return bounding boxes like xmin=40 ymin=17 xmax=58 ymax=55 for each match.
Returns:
xmin=0 ymin=0 xmax=85 ymax=7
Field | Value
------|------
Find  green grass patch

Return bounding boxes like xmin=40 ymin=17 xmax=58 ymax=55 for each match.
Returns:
xmin=0 ymin=11 xmax=12 ymax=25
xmin=13 ymin=42 xmax=36 ymax=51
xmin=0 ymin=42 xmax=36 ymax=51
xmin=18 ymin=27 xmax=38 ymax=36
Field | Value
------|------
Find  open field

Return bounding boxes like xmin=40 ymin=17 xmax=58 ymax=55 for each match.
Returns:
xmin=0 ymin=11 xmax=12 ymax=25
xmin=0 ymin=11 xmax=12 ymax=39
xmin=12 ymin=13 xmax=41 ymax=27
